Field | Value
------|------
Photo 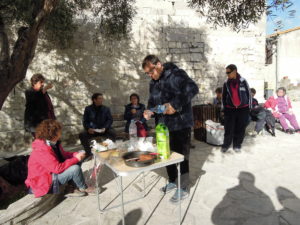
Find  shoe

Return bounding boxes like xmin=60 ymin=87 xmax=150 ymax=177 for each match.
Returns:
xmin=233 ymin=147 xmax=241 ymax=153
xmin=65 ymin=189 xmax=87 ymax=197
xmin=285 ymin=129 xmax=295 ymax=134
xmin=170 ymin=188 xmax=189 ymax=203
xmin=190 ymin=144 xmax=196 ymax=149
xmin=79 ymin=186 xmax=97 ymax=196
xmin=250 ymin=131 xmax=258 ymax=137
xmin=160 ymin=182 xmax=177 ymax=193
xmin=295 ymin=129 xmax=300 ymax=133
xmin=221 ymin=147 xmax=228 ymax=153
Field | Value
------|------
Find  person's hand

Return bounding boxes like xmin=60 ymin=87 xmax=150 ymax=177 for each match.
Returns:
xmin=88 ymin=128 xmax=95 ymax=134
xmin=101 ymin=128 xmax=106 ymax=133
xmin=131 ymin=109 xmax=137 ymax=114
xmin=164 ymin=103 xmax=176 ymax=115
xmin=143 ymin=110 xmax=153 ymax=120
xmin=75 ymin=152 xmax=86 ymax=161
xmin=43 ymin=83 xmax=53 ymax=93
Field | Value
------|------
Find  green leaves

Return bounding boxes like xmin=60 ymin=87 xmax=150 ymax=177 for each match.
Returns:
xmin=188 ymin=0 xmax=294 ymax=31
xmin=0 ymin=0 xmax=135 ymax=48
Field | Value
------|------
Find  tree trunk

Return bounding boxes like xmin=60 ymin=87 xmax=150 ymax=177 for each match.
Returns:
xmin=0 ymin=0 xmax=60 ymax=110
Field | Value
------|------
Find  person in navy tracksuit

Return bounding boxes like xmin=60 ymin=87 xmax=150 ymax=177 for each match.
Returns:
xmin=221 ymin=64 xmax=251 ymax=153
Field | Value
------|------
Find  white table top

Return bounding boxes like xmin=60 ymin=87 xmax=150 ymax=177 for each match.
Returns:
xmin=96 ymin=150 xmax=184 ymax=176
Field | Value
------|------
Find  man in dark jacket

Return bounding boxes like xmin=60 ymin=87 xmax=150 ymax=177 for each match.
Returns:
xmin=79 ymin=93 xmax=116 ymax=157
xmin=221 ymin=64 xmax=251 ymax=153
xmin=142 ymin=55 xmax=199 ymax=203
xmin=24 ymin=74 xmax=55 ymax=137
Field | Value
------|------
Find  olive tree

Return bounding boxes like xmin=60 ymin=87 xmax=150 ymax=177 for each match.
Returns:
xmin=0 ymin=0 xmax=294 ymax=109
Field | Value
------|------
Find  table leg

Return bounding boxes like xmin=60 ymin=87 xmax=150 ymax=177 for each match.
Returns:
xmin=177 ymin=163 xmax=181 ymax=225
xmin=94 ymin=154 xmax=101 ymax=212
xmin=142 ymin=172 xmax=146 ymax=197
xmin=119 ymin=176 xmax=125 ymax=225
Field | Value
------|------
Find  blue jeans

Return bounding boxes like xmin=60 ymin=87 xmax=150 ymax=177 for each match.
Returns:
xmin=57 ymin=165 xmax=87 ymax=189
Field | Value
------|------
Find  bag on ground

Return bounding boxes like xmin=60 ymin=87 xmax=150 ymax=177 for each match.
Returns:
xmin=205 ymin=120 xmax=224 ymax=145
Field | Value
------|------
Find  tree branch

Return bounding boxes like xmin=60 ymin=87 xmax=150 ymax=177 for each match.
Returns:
xmin=0 ymin=0 xmax=60 ymax=110
xmin=0 ymin=16 xmax=9 ymax=78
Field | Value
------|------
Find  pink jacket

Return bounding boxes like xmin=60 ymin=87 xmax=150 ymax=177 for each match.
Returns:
xmin=264 ymin=95 xmax=292 ymax=118
xmin=25 ymin=139 xmax=79 ymax=197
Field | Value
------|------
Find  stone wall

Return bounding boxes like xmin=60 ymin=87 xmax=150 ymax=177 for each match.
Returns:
xmin=0 ymin=0 xmax=266 ymax=153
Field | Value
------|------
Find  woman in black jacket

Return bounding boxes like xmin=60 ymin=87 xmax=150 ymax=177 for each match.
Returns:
xmin=124 ymin=93 xmax=148 ymax=133
xmin=24 ymin=74 xmax=55 ymax=136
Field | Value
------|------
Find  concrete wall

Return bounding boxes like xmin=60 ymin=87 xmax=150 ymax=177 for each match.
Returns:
xmin=0 ymin=0 xmax=266 ymax=153
xmin=265 ymin=29 xmax=300 ymax=92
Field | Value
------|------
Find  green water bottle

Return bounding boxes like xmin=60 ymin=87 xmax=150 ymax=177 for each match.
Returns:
xmin=155 ymin=123 xmax=170 ymax=160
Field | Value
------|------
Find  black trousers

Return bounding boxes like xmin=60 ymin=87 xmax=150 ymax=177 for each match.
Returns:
xmin=251 ymin=108 xmax=267 ymax=133
xmin=222 ymin=107 xmax=250 ymax=149
xmin=166 ymin=127 xmax=191 ymax=190
xmin=79 ymin=128 xmax=116 ymax=155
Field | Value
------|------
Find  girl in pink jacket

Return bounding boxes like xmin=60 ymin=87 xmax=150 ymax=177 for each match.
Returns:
xmin=264 ymin=87 xmax=300 ymax=134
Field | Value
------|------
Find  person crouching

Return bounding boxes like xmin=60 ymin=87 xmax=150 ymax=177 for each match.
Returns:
xmin=25 ymin=119 xmax=94 ymax=197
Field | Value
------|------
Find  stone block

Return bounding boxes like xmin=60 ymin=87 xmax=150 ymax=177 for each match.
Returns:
xmin=169 ymin=48 xmax=189 ymax=54
xmin=189 ymin=47 xmax=204 ymax=53
xmin=191 ymin=53 xmax=203 ymax=62
xmin=168 ymin=42 xmax=177 ymax=48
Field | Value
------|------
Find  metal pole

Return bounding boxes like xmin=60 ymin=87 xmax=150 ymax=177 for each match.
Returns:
xmin=143 ymin=172 xmax=146 ymax=197
xmin=119 ymin=176 xmax=125 ymax=225
xmin=177 ymin=163 xmax=181 ymax=225
xmin=275 ymin=36 xmax=279 ymax=91
xmin=95 ymin=155 xmax=101 ymax=212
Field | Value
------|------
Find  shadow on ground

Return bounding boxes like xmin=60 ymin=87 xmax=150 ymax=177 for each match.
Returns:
xmin=211 ymin=171 xmax=300 ymax=225
xmin=117 ymin=208 xmax=142 ymax=225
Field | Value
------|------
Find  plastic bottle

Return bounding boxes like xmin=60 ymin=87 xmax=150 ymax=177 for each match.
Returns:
xmin=150 ymin=105 xmax=166 ymax=114
xmin=129 ymin=120 xmax=137 ymax=138
xmin=155 ymin=123 xmax=170 ymax=159
xmin=129 ymin=120 xmax=137 ymax=151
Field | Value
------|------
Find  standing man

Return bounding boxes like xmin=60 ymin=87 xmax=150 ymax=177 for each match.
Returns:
xmin=142 ymin=55 xmax=199 ymax=203
xmin=221 ymin=64 xmax=251 ymax=153
xmin=24 ymin=73 xmax=55 ymax=137
xmin=79 ymin=93 xmax=116 ymax=158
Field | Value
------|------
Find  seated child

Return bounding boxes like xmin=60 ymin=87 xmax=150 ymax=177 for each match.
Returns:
xmin=250 ymin=88 xmax=267 ymax=135
xmin=264 ymin=87 xmax=300 ymax=134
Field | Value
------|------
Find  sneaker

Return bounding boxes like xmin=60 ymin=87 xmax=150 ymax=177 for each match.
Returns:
xmin=65 ymin=189 xmax=87 ymax=197
xmin=160 ymin=182 xmax=177 ymax=193
xmin=285 ymin=129 xmax=295 ymax=134
xmin=170 ymin=188 xmax=189 ymax=203
xmin=79 ymin=186 xmax=97 ymax=196
xmin=233 ymin=147 xmax=241 ymax=153
xmin=221 ymin=147 xmax=228 ymax=153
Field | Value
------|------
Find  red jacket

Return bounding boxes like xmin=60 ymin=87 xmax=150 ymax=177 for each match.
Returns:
xmin=264 ymin=95 xmax=292 ymax=118
xmin=25 ymin=139 xmax=79 ymax=197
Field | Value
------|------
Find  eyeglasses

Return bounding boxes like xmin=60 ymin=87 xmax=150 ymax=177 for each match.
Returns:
xmin=226 ymin=71 xmax=232 ymax=75
xmin=145 ymin=65 xmax=156 ymax=76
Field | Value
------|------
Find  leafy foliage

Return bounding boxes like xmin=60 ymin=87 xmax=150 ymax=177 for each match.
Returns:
xmin=188 ymin=0 xmax=294 ymax=31
xmin=0 ymin=0 xmax=136 ymax=48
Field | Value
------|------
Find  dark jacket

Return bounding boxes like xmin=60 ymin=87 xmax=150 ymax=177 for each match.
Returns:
xmin=82 ymin=104 xmax=113 ymax=130
xmin=147 ymin=62 xmax=199 ymax=131
xmin=24 ymin=88 xmax=55 ymax=131
xmin=124 ymin=103 xmax=148 ymax=133
xmin=222 ymin=75 xmax=251 ymax=109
